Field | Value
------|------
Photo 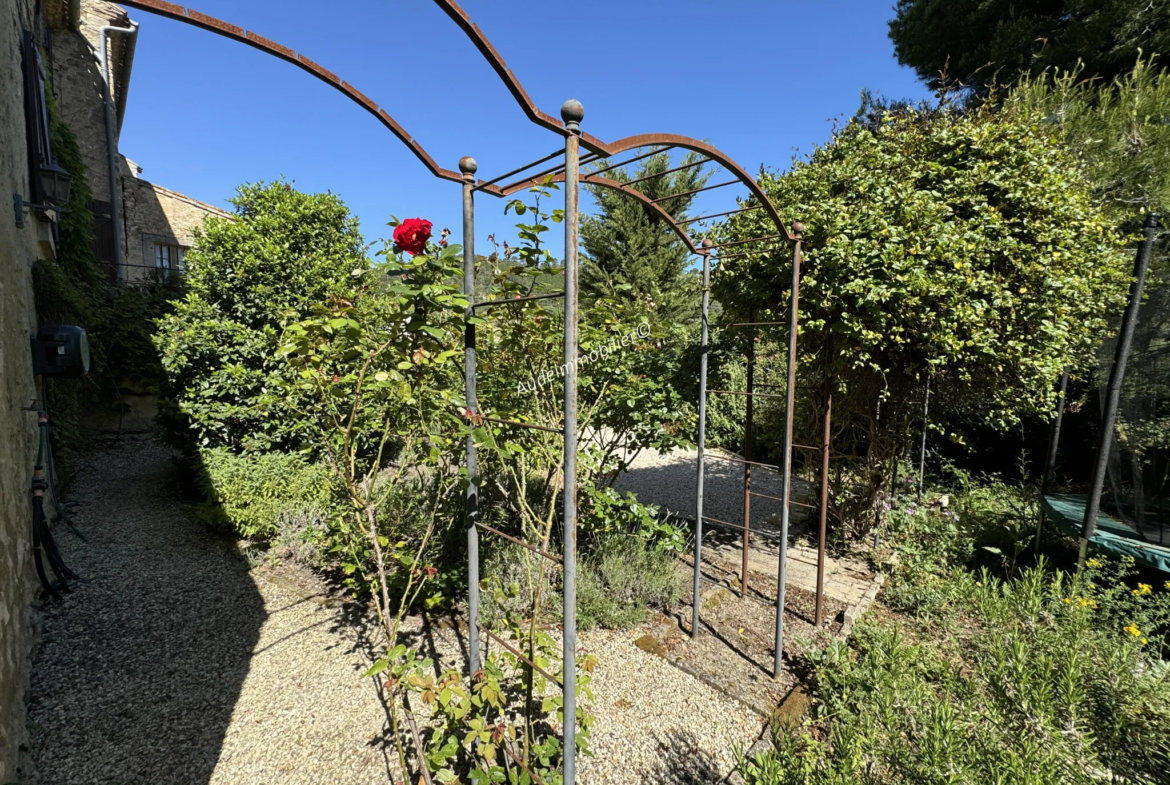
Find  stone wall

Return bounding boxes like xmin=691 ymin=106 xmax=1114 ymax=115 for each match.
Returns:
xmin=0 ymin=0 xmax=53 ymax=779
xmin=51 ymin=0 xmax=126 ymax=205
xmin=121 ymin=163 xmax=232 ymax=282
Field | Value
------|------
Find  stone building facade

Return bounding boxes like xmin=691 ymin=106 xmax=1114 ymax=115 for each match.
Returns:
xmin=1 ymin=1 xmax=226 ymax=777
xmin=52 ymin=0 xmax=227 ymax=285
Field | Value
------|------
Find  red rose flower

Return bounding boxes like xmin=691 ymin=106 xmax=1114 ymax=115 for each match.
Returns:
xmin=393 ymin=218 xmax=432 ymax=256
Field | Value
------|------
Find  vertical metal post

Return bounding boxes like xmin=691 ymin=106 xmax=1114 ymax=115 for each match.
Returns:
xmin=1036 ymin=367 xmax=1068 ymax=556
xmin=773 ymin=222 xmax=803 ymax=678
xmin=742 ymin=310 xmax=755 ymax=595
xmin=560 ymin=99 xmax=583 ymax=784
xmin=917 ymin=376 xmax=930 ymax=502
xmin=460 ymin=157 xmax=480 ymax=675
xmin=815 ymin=380 xmax=831 ymax=627
xmin=1079 ymin=213 xmax=1160 ymax=567
xmin=692 ymin=239 xmax=713 ymax=638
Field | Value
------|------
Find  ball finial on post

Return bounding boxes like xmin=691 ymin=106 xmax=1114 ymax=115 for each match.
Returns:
xmin=701 ymin=238 xmax=713 ymax=251
xmin=791 ymin=221 xmax=805 ymax=238
xmin=459 ymin=156 xmax=478 ymax=179
xmin=561 ymin=99 xmax=584 ymax=131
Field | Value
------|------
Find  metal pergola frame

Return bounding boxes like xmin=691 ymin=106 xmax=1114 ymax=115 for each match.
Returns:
xmin=114 ymin=1 xmax=820 ymax=779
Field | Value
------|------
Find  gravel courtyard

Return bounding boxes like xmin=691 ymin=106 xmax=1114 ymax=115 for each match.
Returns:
xmin=24 ymin=435 xmax=762 ymax=784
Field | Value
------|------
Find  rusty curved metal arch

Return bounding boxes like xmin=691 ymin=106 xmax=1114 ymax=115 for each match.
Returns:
xmin=429 ymin=1 xmax=793 ymax=241
xmin=118 ymin=0 xmax=465 ymax=184
xmin=116 ymin=0 xmax=793 ymax=244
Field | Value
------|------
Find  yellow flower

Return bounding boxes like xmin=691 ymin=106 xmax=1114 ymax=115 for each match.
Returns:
xmin=1123 ymin=624 xmax=1142 ymax=638
xmin=1064 ymin=598 xmax=1072 ymax=604
xmin=1086 ymin=558 xmax=1102 ymax=568
xmin=1142 ymin=638 xmax=1149 ymax=645
xmin=1165 ymin=581 xmax=1170 ymax=591
xmin=1135 ymin=583 xmax=1153 ymax=596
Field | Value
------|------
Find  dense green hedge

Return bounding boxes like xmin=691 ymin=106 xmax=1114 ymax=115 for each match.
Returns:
xmin=154 ymin=181 xmax=370 ymax=455
xmin=194 ymin=448 xmax=335 ymax=539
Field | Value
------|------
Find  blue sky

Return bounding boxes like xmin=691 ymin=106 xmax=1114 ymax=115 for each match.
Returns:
xmin=118 ymin=0 xmax=931 ymax=251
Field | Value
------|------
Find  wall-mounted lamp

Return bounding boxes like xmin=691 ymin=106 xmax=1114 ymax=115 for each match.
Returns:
xmin=13 ymin=160 xmax=72 ymax=228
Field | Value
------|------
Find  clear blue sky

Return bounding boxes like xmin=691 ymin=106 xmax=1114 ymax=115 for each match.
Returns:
xmin=118 ymin=0 xmax=930 ymax=251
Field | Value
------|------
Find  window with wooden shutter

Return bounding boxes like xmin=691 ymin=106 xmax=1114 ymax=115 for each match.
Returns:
xmin=21 ymin=29 xmax=53 ymax=207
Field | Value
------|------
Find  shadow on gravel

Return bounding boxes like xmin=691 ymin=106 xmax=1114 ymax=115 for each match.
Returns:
xmin=642 ymin=729 xmax=727 ymax=784
xmin=26 ymin=436 xmax=267 ymax=785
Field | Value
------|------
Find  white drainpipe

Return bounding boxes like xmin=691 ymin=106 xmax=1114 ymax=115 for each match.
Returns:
xmin=99 ymin=20 xmax=137 ymax=280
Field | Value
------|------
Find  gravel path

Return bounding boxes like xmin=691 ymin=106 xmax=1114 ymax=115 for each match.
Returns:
xmin=25 ymin=435 xmax=761 ymax=784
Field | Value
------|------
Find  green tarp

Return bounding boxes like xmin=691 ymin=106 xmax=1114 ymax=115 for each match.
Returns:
xmin=1042 ymin=493 xmax=1170 ymax=573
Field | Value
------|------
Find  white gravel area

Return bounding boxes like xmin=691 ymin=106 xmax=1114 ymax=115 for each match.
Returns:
xmin=25 ymin=435 xmax=761 ymax=784
xmin=613 ymin=444 xmax=805 ymax=533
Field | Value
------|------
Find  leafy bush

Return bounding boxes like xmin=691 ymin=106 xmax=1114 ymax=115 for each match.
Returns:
xmin=716 ymin=102 xmax=1128 ymax=535
xmin=195 ymin=448 xmax=334 ymax=540
xmin=580 ymin=486 xmax=686 ymax=552
xmin=155 ymin=180 xmax=370 ymax=454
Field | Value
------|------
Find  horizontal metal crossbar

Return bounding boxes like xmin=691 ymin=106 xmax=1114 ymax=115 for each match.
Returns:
xmin=720 ymin=321 xmax=789 ymax=328
xmin=482 ymin=627 xmax=562 ymax=685
xmin=749 ymin=489 xmax=815 ymax=510
xmin=498 ymin=153 xmax=601 ymax=192
xmin=620 ymin=157 xmax=709 ymax=187
xmin=705 ymin=453 xmax=780 ymax=471
xmin=714 ymin=247 xmax=784 ymax=262
xmin=651 ymin=179 xmax=737 ymax=204
xmin=709 ymin=233 xmax=784 ymax=251
xmin=703 ymin=514 xmax=747 ymax=533
xmin=710 ymin=389 xmax=787 ymax=400
xmin=482 ymin=416 xmax=564 ymax=435
xmin=474 ymin=149 xmax=565 ymax=191
xmin=586 ymin=146 xmax=673 ymax=177
xmin=476 ymin=522 xmax=563 ymax=563
xmin=678 ymin=205 xmax=763 ymax=225
xmin=472 ymin=292 xmax=565 ymax=309
xmin=791 ymin=443 xmax=822 ymax=452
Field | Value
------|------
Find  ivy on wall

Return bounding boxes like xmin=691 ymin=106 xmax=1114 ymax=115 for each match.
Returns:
xmin=34 ymin=71 xmax=177 ymax=472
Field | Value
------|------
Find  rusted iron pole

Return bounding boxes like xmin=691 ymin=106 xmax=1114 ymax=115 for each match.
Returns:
xmin=742 ymin=310 xmax=755 ymax=595
xmin=460 ymin=156 xmax=480 ymax=675
xmin=773 ymin=222 xmax=803 ymax=678
xmin=692 ymin=239 xmax=712 ymax=638
xmin=560 ymin=98 xmax=583 ymax=784
xmin=815 ymin=379 xmax=831 ymax=627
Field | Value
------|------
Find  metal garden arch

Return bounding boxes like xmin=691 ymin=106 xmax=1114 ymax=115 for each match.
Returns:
xmin=112 ymin=2 xmax=825 ymax=780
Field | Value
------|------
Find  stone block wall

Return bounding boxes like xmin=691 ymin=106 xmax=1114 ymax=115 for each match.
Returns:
xmin=0 ymin=0 xmax=52 ymax=780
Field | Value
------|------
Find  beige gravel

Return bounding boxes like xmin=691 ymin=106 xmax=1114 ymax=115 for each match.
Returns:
xmin=25 ymin=435 xmax=762 ymax=784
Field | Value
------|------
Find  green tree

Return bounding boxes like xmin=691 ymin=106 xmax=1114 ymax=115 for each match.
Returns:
xmin=715 ymin=104 xmax=1127 ymax=534
xmin=889 ymin=0 xmax=1170 ymax=90
xmin=1005 ymin=56 xmax=1170 ymax=218
xmin=580 ymin=151 xmax=708 ymax=324
xmin=154 ymin=180 xmax=370 ymax=454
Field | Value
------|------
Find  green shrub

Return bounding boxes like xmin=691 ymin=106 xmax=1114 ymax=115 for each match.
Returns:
xmin=741 ymin=565 xmax=1170 ymax=784
xmin=155 ymin=180 xmax=369 ymax=454
xmin=716 ymin=101 xmax=1128 ymax=535
xmin=577 ymin=534 xmax=682 ymax=630
xmin=195 ymin=448 xmax=333 ymax=540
